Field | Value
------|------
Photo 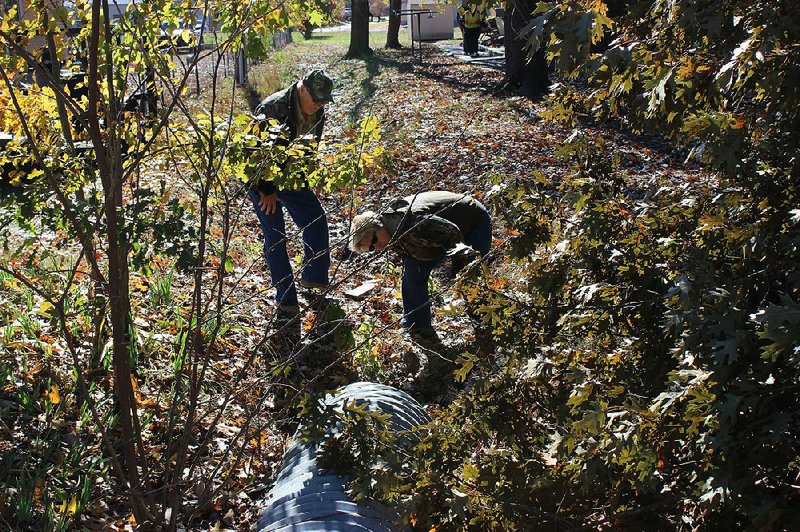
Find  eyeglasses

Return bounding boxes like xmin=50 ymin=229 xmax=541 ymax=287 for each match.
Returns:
xmin=368 ymin=232 xmax=378 ymax=252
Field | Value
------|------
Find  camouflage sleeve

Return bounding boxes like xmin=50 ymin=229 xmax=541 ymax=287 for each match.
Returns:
xmin=251 ymin=94 xmax=289 ymax=195
xmin=254 ymin=94 xmax=284 ymax=123
xmin=404 ymin=215 xmax=464 ymax=261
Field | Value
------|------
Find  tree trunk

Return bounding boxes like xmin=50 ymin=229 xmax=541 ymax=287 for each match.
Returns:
xmin=504 ymin=0 xmax=549 ymax=99
xmin=302 ymin=20 xmax=315 ymax=40
xmin=347 ymin=0 xmax=373 ymax=57
xmin=87 ymin=0 xmax=151 ymax=525
xmin=386 ymin=0 xmax=402 ymax=48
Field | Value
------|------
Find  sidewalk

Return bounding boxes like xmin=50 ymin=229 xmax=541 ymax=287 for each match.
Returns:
xmin=433 ymin=42 xmax=505 ymax=70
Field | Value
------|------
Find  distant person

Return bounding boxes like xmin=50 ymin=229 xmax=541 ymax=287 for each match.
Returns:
xmin=349 ymin=191 xmax=492 ymax=332
xmin=249 ymin=70 xmax=334 ymax=324
xmin=458 ymin=2 xmax=484 ymax=57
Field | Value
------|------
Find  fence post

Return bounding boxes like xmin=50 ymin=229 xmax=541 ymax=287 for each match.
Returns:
xmin=234 ymin=37 xmax=247 ymax=85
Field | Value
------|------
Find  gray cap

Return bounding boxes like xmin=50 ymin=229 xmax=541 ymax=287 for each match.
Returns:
xmin=349 ymin=211 xmax=382 ymax=253
xmin=302 ymin=69 xmax=334 ymax=103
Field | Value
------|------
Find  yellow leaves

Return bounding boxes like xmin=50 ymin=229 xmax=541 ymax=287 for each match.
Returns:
xmin=231 ymin=161 xmax=248 ymax=183
xmin=360 ymin=115 xmax=381 ymax=138
xmin=28 ymin=168 xmax=44 ymax=182
xmin=196 ymin=114 xmax=212 ymax=128
xmin=306 ymin=10 xmax=325 ymax=27
xmin=358 ymin=146 xmax=385 ymax=168
xmin=230 ymin=114 xmax=251 ymax=129
xmin=608 ymin=385 xmax=626 ymax=397
xmin=678 ymin=57 xmax=711 ymax=78
xmin=47 ymin=384 xmax=61 ymax=404
xmin=0 ymin=7 xmax=19 ymax=33
xmin=131 ymin=276 xmax=149 ymax=293
xmin=622 ymin=76 xmax=633 ymax=93
xmin=38 ymin=300 xmax=54 ymax=317
xmin=699 ymin=214 xmax=725 ymax=232
xmin=303 ymin=313 xmax=316 ymax=331
xmin=454 ymin=352 xmax=477 ymax=383
xmin=59 ymin=495 xmax=78 ymax=516
xmin=461 ymin=461 xmax=480 ymax=481
xmin=307 ymin=115 xmax=386 ymax=191
xmin=263 ymin=7 xmax=288 ymax=29
xmin=38 ymin=86 xmax=59 ymax=117
xmin=51 ymin=32 xmax=65 ymax=56
xmin=250 ymin=431 xmax=269 ymax=448
xmin=606 ymin=350 xmax=624 ymax=365
xmin=590 ymin=10 xmax=613 ymax=45
xmin=8 ymin=170 xmax=26 ymax=187
xmin=566 ymin=384 xmax=591 ymax=409
xmin=265 ymin=9 xmax=283 ymax=23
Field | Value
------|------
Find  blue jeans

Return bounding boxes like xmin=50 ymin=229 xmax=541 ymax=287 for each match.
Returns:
xmin=400 ymin=209 xmax=492 ymax=328
xmin=248 ymin=188 xmax=330 ymax=306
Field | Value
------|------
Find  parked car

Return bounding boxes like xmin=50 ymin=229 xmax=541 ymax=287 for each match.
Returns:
xmin=158 ymin=21 xmax=198 ymax=49
xmin=193 ymin=22 xmax=204 ymax=41
xmin=194 ymin=17 xmax=212 ymax=43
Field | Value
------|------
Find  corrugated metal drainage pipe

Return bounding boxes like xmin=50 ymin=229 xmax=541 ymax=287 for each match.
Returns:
xmin=256 ymin=382 xmax=430 ymax=532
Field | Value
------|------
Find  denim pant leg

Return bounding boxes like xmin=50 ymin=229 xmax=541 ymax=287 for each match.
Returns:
xmin=464 ymin=208 xmax=492 ymax=256
xmin=248 ymin=189 xmax=298 ymax=306
xmin=401 ymin=256 xmax=441 ymax=328
xmin=279 ymin=188 xmax=330 ymax=286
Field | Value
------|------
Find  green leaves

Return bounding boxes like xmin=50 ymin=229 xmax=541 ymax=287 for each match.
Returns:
xmin=536 ymin=0 xmax=800 ymax=184
xmin=412 ymin=96 xmax=799 ymax=524
xmin=751 ymin=295 xmax=800 ymax=362
xmin=315 ymin=397 xmax=409 ymax=504
xmin=308 ymin=116 xmax=386 ymax=192
xmin=453 ymin=352 xmax=477 ymax=383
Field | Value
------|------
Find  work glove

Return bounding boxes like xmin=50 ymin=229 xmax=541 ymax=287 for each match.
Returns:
xmin=446 ymin=243 xmax=479 ymax=260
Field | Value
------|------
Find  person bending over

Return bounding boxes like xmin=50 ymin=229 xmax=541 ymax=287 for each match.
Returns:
xmin=349 ymin=191 xmax=492 ymax=332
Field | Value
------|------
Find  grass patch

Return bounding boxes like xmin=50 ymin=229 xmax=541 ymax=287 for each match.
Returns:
xmin=292 ymin=24 xmax=413 ymax=50
xmin=246 ymin=47 xmax=302 ymax=106
xmin=292 ymin=31 xmax=349 ymax=46
xmin=248 ymin=23 xmax=418 ymax=108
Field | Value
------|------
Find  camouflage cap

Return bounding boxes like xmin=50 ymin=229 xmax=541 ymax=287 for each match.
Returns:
xmin=302 ymin=69 xmax=334 ymax=104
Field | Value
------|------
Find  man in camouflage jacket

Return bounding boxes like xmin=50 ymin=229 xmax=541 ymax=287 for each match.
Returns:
xmin=349 ymin=191 xmax=492 ymax=330
xmin=248 ymin=70 xmax=334 ymax=317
